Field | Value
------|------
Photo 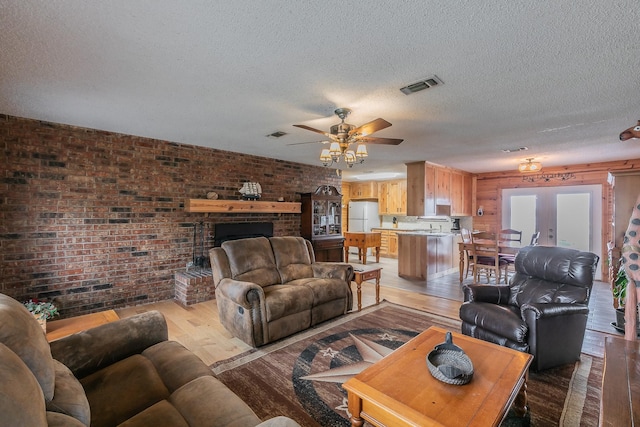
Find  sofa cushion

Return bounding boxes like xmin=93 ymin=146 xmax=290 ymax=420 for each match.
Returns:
xmin=81 ymin=354 xmax=170 ymax=427
xmin=510 ymin=276 xmax=590 ymax=307
xmin=270 ymin=236 xmax=314 ymax=282
xmin=223 ymin=237 xmax=281 ymax=287
xmin=142 ymin=341 xmax=214 ymax=392
xmin=264 ymin=285 xmax=314 ymax=322
xmin=459 ymin=302 xmax=527 ymax=344
xmin=0 ymin=343 xmax=48 ymax=427
xmin=0 ymin=293 xmax=55 ymax=401
xmin=286 ymin=277 xmax=350 ymax=306
xmin=117 ymin=400 xmax=189 ymax=427
xmin=170 ymin=376 xmax=262 ymax=427
xmin=46 ymin=411 xmax=88 ymax=427
xmin=46 ymin=359 xmax=90 ymax=426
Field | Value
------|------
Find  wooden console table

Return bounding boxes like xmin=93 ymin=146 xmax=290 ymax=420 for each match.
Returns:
xmin=351 ymin=267 xmax=382 ymax=311
xmin=344 ymin=232 xmax=381 ymax=265
xmin=46 ymin=310 xmax=120 ymax=342
xmin=600 ymin=335 xmax=640 ymax=426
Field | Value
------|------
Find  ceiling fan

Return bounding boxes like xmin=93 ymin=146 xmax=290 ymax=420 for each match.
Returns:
xmin=293 ymin=108 xmax=403 ymax=167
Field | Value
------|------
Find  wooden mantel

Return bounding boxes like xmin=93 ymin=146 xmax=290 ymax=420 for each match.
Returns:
xmin=185 ymin=199 xmax=301 ymax=213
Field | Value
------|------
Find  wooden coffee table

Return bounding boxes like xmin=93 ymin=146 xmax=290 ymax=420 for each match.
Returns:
xmin=342 ymin=326 xmax=533 ymax=427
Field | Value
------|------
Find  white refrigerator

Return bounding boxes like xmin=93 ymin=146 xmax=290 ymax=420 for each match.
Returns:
xmin=348 ymin=201 xmax=380 ymax=255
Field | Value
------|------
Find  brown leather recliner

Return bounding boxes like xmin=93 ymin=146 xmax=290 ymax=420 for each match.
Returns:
xmin=459 ymin=245 xmax=599 ymax=371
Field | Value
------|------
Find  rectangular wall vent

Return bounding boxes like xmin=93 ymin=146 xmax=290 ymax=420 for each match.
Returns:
xmin=400 ymin=75 xmax=443 ymax=95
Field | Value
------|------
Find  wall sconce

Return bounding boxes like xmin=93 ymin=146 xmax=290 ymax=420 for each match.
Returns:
xmin=477 ymin=206 xmax=484 ymax=216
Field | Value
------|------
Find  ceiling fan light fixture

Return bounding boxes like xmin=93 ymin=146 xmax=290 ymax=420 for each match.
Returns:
xmin=329 ymin=142 xmax=341 ymax=157
xmin=518 ymin=158 xmax=542 ymax=173
xmin=319 ymin=148 xmax=332 ymax=166
xmin=295 ymin=108 xmax=401 ymax=168
xmin=356 ymin=144 xmax=368 ymax=158
xmin=344 ymin=150 xmax=357 ymax=167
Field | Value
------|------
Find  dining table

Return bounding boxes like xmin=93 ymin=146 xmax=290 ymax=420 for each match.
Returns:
xmin=458 ymin=239 xmax=522 ymax=283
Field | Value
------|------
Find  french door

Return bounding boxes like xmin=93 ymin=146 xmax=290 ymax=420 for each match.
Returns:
xmin=502 ymin=185 xmax=602 ymax=275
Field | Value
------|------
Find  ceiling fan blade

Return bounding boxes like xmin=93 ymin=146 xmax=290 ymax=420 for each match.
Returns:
xmin=358 ymin=136 xmax=404 ymax=145
xmin=293 ymin=124 xmax=332 ymax=138
xmin=350 ymin=118 xmax=392 ymax=137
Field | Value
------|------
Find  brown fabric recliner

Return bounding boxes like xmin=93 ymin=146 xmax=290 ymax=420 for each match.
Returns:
xmin=210 ymin=236 xmax=353 ymax=347
xmin=459 ymin=245 xmax=599 ymax=371
xmin=0 ymin=293 xmax=300 ymax=427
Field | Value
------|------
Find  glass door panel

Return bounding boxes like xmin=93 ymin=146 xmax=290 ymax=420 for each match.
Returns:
xmin=502 ymin=185 xmax=601 ymax=276
xmin=556 ymin=193 xmax=591 ymax=251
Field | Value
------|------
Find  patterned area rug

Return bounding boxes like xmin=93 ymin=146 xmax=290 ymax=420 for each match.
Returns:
xmin=212 ymin=301 xmax=601 ymax=426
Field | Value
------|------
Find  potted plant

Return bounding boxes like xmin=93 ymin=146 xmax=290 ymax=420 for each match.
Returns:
xmin=611 ymin=262 xmax=640 ymax=335
xmin=23 ymin=299 xmax=59 ymax=332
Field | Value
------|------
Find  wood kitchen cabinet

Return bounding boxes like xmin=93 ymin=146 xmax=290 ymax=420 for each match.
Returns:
xmin=406 ymin=162 xmax=437 ymax=216
xmin=406 ymin=161 xmax=473 ymax=217
xmin=388 ymin=231 xmax=399 ymax=257
xmin=398 ymin=232 xmax=456 ymax=280
xmin=435 ymin=168 xmax=451 ymax=206
xmin=378 ymin=179 xmax=407 ymax=215
xmin=350 ymin=181 xmax=378 ymax=199
xmin=300 ymin=185 xmax=344 ymax=262
xmin=341 ymin=182 xmax=351 ymax=235
xmin=371 ymin=228 xmax=398 ymax=258
xmin=450 ymin=171 xmax=473 ymax=216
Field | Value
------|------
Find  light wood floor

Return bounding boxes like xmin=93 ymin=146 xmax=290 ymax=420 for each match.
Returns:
xmin=117 ymin=256 xmax=618 ymax=365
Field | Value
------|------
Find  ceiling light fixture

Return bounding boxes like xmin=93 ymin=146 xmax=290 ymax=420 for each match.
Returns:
xmin=319 ymin=142 xmax=368 ymax=168
xmin=518 ymin=158 xmax=576 ymax=182
xmin=518 ymin=158 xmax=542 ymax=173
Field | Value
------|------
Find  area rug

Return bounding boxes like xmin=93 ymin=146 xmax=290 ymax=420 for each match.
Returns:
xmin=211 ymin=301 xmax=601 ymax=426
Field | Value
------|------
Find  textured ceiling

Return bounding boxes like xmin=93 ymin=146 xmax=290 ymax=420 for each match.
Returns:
xmin=2 ymin=1 xmax=640 ymax=180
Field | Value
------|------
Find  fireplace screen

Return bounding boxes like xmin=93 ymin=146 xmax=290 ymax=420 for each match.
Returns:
xmin=213 ymin=222 xmax=274 ymax=247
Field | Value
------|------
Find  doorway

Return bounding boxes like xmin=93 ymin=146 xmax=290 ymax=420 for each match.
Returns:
xmin=502 ymin=185 xmax=602 ymax=276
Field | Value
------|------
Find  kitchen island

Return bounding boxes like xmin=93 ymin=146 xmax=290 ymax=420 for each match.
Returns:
xmin=397 ymin=231 xmax=458 ymax=280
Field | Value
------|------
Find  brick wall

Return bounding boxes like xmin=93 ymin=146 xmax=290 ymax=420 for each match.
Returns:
xmin=0 ymin=115 xmax=340 ymax=317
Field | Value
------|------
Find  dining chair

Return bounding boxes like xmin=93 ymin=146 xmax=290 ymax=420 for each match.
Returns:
xmin=530 ymin=231 xmax=540 ymax=246
xmin=460 ymin=228 xmax=475 ymax=279
xmin=471 ymin=230 xmax=496 ymax=241
xmin=470 ymin=240 xmax=509 ymax=284
xmin=498 ymin=229 xmax=522 ymax=279
xmin=499 ymin=229 xmax=522 ymax=243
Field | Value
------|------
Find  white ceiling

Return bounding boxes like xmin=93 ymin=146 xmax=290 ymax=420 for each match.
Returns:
xmin=2 ymin=1 xmax=640 ymax=181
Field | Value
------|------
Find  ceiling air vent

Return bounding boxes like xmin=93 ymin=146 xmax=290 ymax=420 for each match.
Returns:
xmin=400 ymin=75 xmax=443 ymax=95
xmin=266 ymin=131 xmax=287 ymax=138
xmin=501 ymin=147 xmax=529 ymax=153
